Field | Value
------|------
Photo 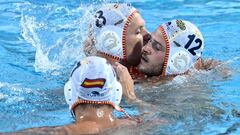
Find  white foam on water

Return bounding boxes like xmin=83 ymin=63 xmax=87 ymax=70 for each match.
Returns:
xmin=0 ymin=83 xmax=4 ymax=88
xmin=171 ymin=75 xmax=188 ymax=84
xmin=19 ymin=2 xmax=98 ymax=74
xmin=18 ymin=0 xmax=137 ymax=75
xmin=0 ymin=82 xmax=41 ymax=103
xmin=20 ymin=15 xmax=42 ymax=48
xmin=0 ymin=93 xmax=7 ymax=100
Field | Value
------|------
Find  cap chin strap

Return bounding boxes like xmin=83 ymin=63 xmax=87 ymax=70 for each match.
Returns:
xmin=70 ymin=99 xmax=140 ymax=123
xmin=120 ymin=107 xmax=142 ymax=123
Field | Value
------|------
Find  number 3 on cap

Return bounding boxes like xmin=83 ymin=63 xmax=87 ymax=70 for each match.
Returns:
xmin=184 ymin=34 xmax=202 ymax=56
xmin=95 ymin=10 xmax=106 ymax=28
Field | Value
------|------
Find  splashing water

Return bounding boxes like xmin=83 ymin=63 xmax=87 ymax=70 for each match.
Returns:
xmin=19 ymin=1 xmax=97 ymax=75
xmin=1 ymin=0 xmax=240 ymax=134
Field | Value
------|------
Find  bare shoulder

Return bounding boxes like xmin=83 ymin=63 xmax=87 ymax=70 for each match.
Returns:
xmin=66 ymin=121 xmax=99 ymax=135
xmin=2 ymin=126 xmax=70 ymax=135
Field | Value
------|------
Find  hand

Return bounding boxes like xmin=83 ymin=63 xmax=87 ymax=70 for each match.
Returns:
xmin=83 ymin=24 xmax=97 ymax=56
xmin=194 ymin=58 xmax=231 ymax=77
xmin=113 ymin=62 xmax=137 ymax=101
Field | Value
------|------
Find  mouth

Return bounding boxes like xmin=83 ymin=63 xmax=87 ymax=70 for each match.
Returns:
xmin=141 ymin=54 xmax=149 ymax=63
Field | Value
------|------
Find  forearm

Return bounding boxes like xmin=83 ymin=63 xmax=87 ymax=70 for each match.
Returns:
xmin=113 ymin=62 xmax=138 ymax=102
xmin=120 ymin=80 xmax=137 ymax=102
xmin=3 ymin=126 xmax=69 ymax=135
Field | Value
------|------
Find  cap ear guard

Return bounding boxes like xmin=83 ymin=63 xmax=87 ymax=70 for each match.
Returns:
xmin=64 ymin=79 xmax=81 ymax=109
xmin=111 ymin=80 xmax=122 ymax=106
xmin=167 ymin=50 xmax=191 ymax=74
xmin=64 ymin=80 xmax=74 ymax=109
xmin=95 ymin=25 xmax=123 ymax=58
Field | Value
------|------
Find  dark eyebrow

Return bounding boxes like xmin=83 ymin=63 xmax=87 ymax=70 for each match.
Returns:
xmin=139 ymin=26 xmax=145 ymax=32
xmin=153 ymin=38 xmax=165 ymax=49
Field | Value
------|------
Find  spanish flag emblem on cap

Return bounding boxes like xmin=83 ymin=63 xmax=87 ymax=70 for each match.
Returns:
xmin=81 ymin=78 xmax=106 ymax=89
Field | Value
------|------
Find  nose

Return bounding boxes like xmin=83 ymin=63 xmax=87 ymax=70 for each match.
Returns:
xmin=141 ymin=28 xmax=150 ymax=46
xmin=142 ymin=43 xmax=152 ymax=55
xmin=143 ymin=34 xmax=151 ymax=46
xmin=141 ymin=27 xmax=149 ymax=37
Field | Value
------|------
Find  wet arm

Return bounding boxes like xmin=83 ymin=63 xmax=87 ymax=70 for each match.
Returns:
xmin=3 ymin=126 xmax=69 ymax=135
xmin=83 ymin=24 xmax=97 ymax=56
xmin=113 ymin=62 xmax=137 ymax=102
xmin=3 ymin=122 xmax=99 ymax=135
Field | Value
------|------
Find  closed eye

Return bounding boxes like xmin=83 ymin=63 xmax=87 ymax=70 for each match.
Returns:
xmin=151 ymin=39 xmax=165 ymax=52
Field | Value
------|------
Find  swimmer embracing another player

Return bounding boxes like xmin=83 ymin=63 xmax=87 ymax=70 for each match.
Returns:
xmin=84 ymin=3 xmax=147 ymax=101
xmin=83 ymin=3 xmax=228 ymax=101
xmin=1 ymin=3 xmax=230 ymax=135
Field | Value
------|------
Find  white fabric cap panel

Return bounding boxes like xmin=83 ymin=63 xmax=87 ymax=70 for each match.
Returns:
xmin=93 ymin=3 xmax=137 ymax=59
xmin=161 ymin=20 xmax=204 ymax=75
xmin=64 ymin=56 xmax=122 ymax=109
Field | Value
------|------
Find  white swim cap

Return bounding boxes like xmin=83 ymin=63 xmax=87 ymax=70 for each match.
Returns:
xmin=92 ymin=3 xmax=138 ymax=61
xmin=159 ymin=20 xmax=204 ymax=76
xmin=64 ymin=56 xmax=122 ymax=112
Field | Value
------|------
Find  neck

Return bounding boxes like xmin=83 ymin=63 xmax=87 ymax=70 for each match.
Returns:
xmin=74 ymin=105 xmax=115 ymax=123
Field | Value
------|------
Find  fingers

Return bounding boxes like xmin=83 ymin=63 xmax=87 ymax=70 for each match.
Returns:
xmin=112 ymin=62 xmax=120 ymax=69
xmin=114 ymin=62 xmax=127 ymax=70
xmin=87 ymin=23 xmax=96 ymax=44
xmin=112 ymin=63 xmax=135 ymax=102
xmin=83 ymin=24 xmax=97 ymax=56
xmin=113 ymin=63 xmax=128 ymax=77
xmin=112 ymin=62 xmax=132 ymax=82
xmin=88 ymin=23 xmax=93 ymax=37
xmin=112 ymin=62 xmax=121 ymax=70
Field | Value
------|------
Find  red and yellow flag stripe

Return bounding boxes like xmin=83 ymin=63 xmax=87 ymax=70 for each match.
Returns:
xmin=81 ymin=78 xmax=106 ymax=88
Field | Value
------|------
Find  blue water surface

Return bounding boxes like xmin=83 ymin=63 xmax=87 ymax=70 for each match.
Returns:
xmin=0 ymin=0 xmax=240 ymax=134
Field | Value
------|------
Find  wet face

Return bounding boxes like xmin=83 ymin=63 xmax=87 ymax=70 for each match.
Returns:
xmin=125 ymin=13 xmax=147 ymax=66
xmin=138 ymin=28 xmax=167 ymax=76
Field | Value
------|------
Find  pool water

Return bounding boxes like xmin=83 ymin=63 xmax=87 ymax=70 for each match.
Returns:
xmin=0 ymin=0 xmax=240 ymax=134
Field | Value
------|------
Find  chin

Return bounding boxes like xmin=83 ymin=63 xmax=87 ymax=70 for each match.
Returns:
xmin=125 ymin=49 xmax=142 ymax=66
xmin=138 ymin=64 xmax=148 ymax=73
xmin=126 ymin=41 xmax=142 ymax=66
xmin=126 ymin=54 xmax=141 ymax=66
xmin=138 ymin=64 xmax=162 ymax=76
